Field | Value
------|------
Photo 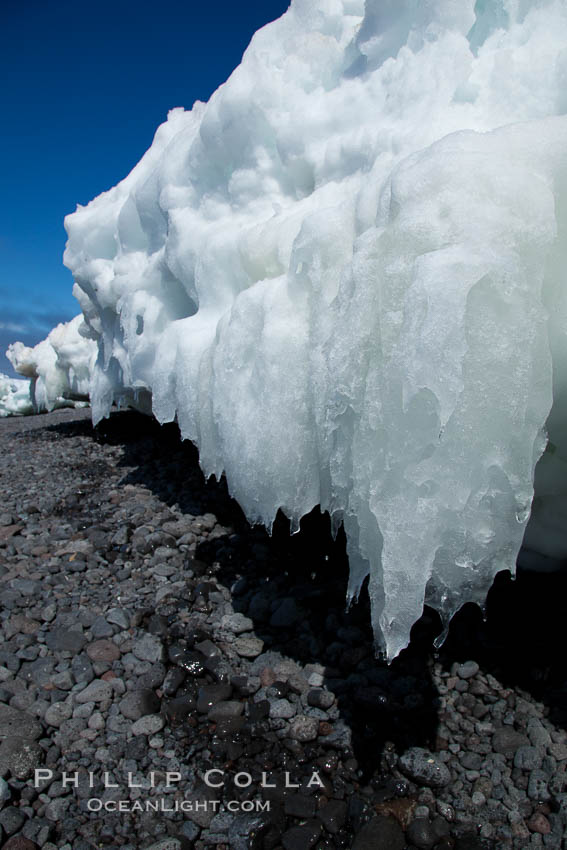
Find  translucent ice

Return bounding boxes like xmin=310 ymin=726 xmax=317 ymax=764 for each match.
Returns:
xmin=29 ymin=0 xmax=567 ymax=656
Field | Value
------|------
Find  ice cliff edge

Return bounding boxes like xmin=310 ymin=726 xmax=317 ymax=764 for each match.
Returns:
xmin=15 ymin=0 xmax=567 ymax=658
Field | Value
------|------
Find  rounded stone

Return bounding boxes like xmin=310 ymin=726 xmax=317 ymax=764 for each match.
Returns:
xmin=352 ymin=816 xmax=405 ymax=850
xmin=457 ymin=661 xmax=479 ymax=680
xmin=527 ymin=812 xmax=551 ymax=834
xmin=270 ymin=699 xmax=296 ymax=719
xmin=406 ymin=817 xmax=438 ymax=849
xmin=398 ymin=748 xmax=451 ymax=788
xmin=85 ymin=639 xmax=121 ymax=663
xmin=288 ymin=715 xmax=319 ymax=742
xmin=44 ymin=701 xmax=73 ymax=728
xmin=131 ymin=714 xmax=165 ymax=736
xmin=233 ymin=636 xmax=264 ymax=658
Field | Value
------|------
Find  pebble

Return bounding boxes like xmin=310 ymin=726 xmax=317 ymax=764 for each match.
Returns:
xmin=398 ymin=748 xmax=451 ymax=788
xmin=233 ymin=635 xmax=264 ymax=657
xmin=492 ymin=728 xmax=530 ymax=757
xmin=44 ymin=701 xmax=73 ymax=727
xmin=352 ymin=816 xmax=405 ymax=850
xmin=457 ymin=660 xmax=479 ymax=679
xmin=288 ymin=715 xmax=319 ymax=742
xmin=131 ymin=714 xmax=164 ymax=736
xmin=220 ymin=612 xmax=254 ymax=633
xmin=1 ymin=408 xmax=566 ymax=850
xmin=132 ymin=634 xmax=164 ymax=663
xmin=75 ymin=679 xmax=113 ymax=703
xmin=86 ymin=639 xmax=120 ymax=663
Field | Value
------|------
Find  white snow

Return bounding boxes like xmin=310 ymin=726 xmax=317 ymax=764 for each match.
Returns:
xmin=7 ymin=315 xmax=96 ymax=414
xmin=0 ymin=374 xmax=34 ymax=417
xmin=20 ymin=0 xmax=567 ymax=657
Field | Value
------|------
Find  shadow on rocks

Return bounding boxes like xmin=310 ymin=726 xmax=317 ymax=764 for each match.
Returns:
xmin=47 ymin=409 xmax=567 ymax=761
xmin=201 ymin=507 xmax=442 ymax=784
xmin=47 ymin=410 xmax=442 ymax=782
xmin=438 ymin=567 xmax=567 ymax=730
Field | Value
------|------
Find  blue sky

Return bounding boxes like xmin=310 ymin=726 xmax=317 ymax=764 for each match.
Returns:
xmin=0 ymin=0 xmax=290 ymax=375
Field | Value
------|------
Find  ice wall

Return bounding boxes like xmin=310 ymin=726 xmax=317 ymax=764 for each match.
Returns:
xmin=61 ymin=0 xmax=567 ymax=659
xmin=7 ymin=315 xmax=96 ymax=413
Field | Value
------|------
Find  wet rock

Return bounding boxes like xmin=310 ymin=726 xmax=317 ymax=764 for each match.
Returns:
xmin=196 ymin=683 xmax=232 ymax=713
xmin=281 ymin=819 xmax=321 ymax=850
xmin=270 ymin=598 xmax=303 ymax=628
xmin=227 ymin=813 xmax=270 ymax=850
xmin=406 ymin=817 xmax=438 ymax=849
xmin=208 ymin=700 xmax=244 ymax=722
xmin=307 ymin=689 xmax=335 ymax=710
xmin=284 ymin=794 xmax=317 ymax=819
xmin=317 ymin=799 xmax=347 ymax=834
xmin=352 ymin=816 xmax=405 ymax=850
xmin=398 ymin=748 xmax=451 ymax=788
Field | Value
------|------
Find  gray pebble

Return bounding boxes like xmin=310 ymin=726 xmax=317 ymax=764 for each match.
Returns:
xmin=0 ymin=805 xmax=26 ymax=835
xmin=398 ymin=748 xmax=451 ymax=788
xmin=220 ymin=612 xmax=254 ymax=634
xmin=270 ymin=698 xmax=296 ymax=719
xmin=457 ymin=660 xmax=479 ymax=679
xmin=514 ymin=745 xmax=544 ymax=771
xmin=288 ymin=715 xmax=319 ymax=742
xmin=75 ymin=679 xmax=113 ymax=703
xmin=107 ymin=607 xmax=130 ymax=629
xmin=131 ymin=714 xmax=164 ymax=736
xmin=132 ymin=634 xmax=164 ymax=664
xmin=528 ymin=769 xmax=551 ymax=801
xmin=233 ymin=636 xmax=264 ymax=658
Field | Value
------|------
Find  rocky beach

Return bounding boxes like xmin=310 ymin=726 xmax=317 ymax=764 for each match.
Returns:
xmin=1 ymin=409 xmax=567 ymax=849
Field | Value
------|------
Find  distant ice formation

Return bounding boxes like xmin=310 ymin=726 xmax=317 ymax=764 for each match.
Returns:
xmin=7 ymin=315 xmax=96 ymax=414
xmin=16 ymin=0 xmax=567 ymax=657
xmin=0 ymin=374 xmax=34 ymax=417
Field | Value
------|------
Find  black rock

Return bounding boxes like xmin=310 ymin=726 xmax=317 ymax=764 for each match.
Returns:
xmin=317 ymin=799 xmax=347 ymax=834
xmin=352 ymin=816 xmax=405 ymax=850
xmin=281 ymin=819 xmax=322 ymax=850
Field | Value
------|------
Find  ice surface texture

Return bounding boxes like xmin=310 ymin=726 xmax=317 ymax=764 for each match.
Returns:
xmin=7 ymin=316 xmax=96 ymax=414
xmin=60 ymin=0 xmax=567 ymax=659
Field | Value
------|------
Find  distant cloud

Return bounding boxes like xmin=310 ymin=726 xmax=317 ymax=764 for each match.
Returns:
xmin=0 ymin=321 xmax=26 ymax=333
